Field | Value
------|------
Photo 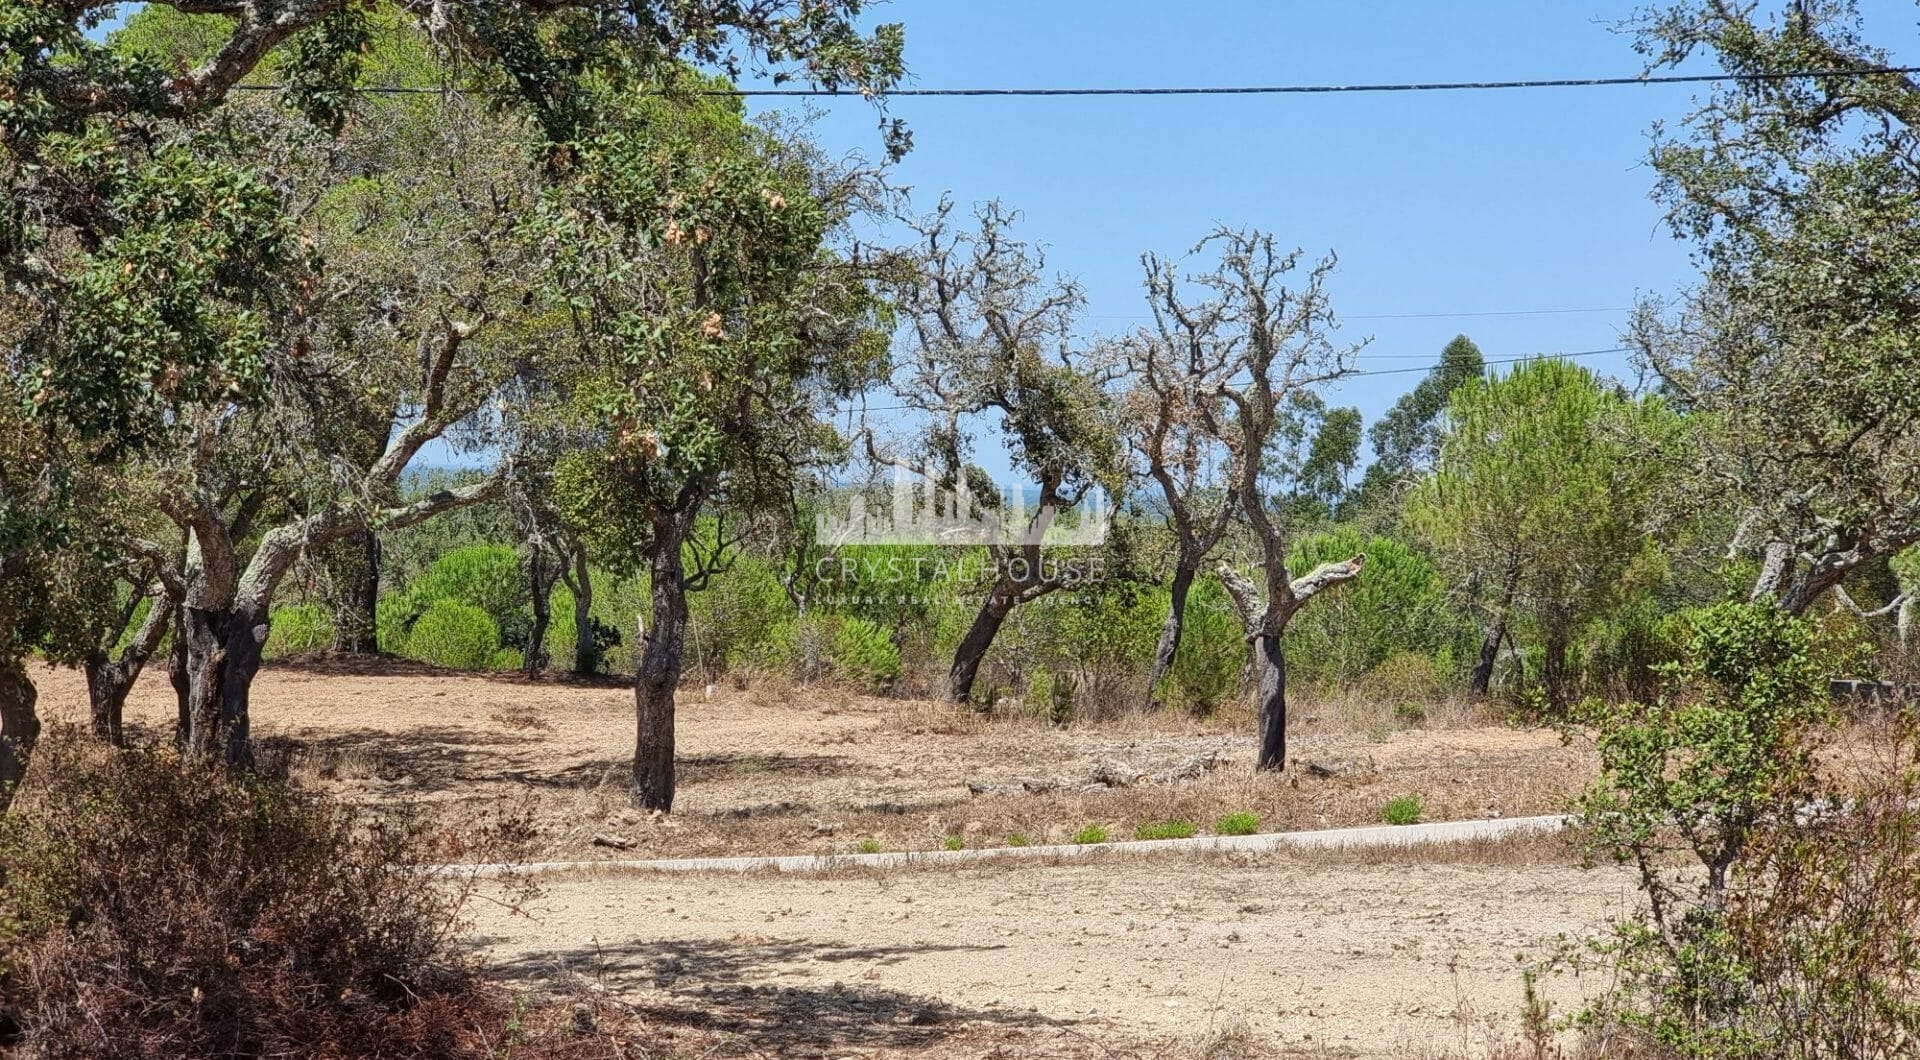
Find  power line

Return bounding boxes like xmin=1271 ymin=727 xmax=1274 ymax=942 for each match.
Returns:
xmin=1348 ymin=305 xmax=1632 ymax=321
xmin=847 ymin=347 xmax=1633 ymax=413
xmin=228 ymin=66 xmax=1920 ymax=99
xmin=1090 ymin=305 xmax=1633 ymax=323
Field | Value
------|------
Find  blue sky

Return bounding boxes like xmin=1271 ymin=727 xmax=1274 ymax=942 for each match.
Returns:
xmin=749 ymin=0 xmax=1918 ymax=476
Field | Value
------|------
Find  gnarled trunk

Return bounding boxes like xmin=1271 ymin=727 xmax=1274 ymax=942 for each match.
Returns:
xmin=1253 ymin=630 xmax=1287 ymax=771
xmin=948 ymin=588 xmax=1015 ymax=704
xmin=0 ymin=659 xmax=40 ymax=814
xmin=631 ymin=517 xmax=691 ymax=812
xmin=525 ymin=547 xmax=555 ymax=676
xmin=84 ymin=595 xmax=173 ymax=745
xmin=180 ymin=603 xmax=266 ymax=767
xmin=1145 ymin=563 xmax=1198 ymax=710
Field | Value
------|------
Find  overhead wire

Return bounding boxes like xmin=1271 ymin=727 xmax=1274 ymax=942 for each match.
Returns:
xmin=844 ymin=347 xmax=1635 ymax=414
xmin=223 ymin=66 xmax=1920 ymax=98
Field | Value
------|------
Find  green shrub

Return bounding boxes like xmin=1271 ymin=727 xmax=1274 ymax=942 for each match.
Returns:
xmin=404 ymin=599 xmax=501 ymax=671
xmin=763 ymin=613 xmax=901 ymax=693
xmin=831 ymin=615 xmax=902 ymax=693
xmin=1572 ymin=602 xmax=1920 ymax=1059
xmin=854 ymin=838 xmax=882 ymax=854
xmin=378 ymin=545 xmax=529 ymax=657
xmin=1026 ymin=668 xmax=1075 ymax=724
xmin=1134 ymin=821 xmax=1197 ymax=841
xmin=1214 ymin=812 xmax=1261 ymax=837
xmin=692 ymin=555 xmax=790 ymax=676
xmin=1165 ymin=575 xmax=1245 ymax=714
xmin=1071 ymin=824 xmax=1108 ymax=845
xmin=1363 ymin=651 xmax=1447 ymax=705
xmin=263 ymin=604 xmax=332 ymax=660
xmin=1005 ymin=832 xmax=1031 ymax=848
xmin=941 ymin=836 xmax=964 ymax=851
xmin=1382 ymin=795 xmax=1423 ymax=825
xmin=1283 ymin=529 xmax=1465 ymax=689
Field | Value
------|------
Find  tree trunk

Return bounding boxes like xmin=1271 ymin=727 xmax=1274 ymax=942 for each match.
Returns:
xmin=1145 ymin=563 xmax=1198 ymax=711
xmin=1470 ymin=569 xmax=1520 ymax=698
xmin=1253 ymin=630 xmax=1288 ymax=771
xmin=526 ymin=547 xmax=554 ymax=677
xmin=85 ymin=654 xmax=132 ymax=746
xmin=181 ymin=604 xmax=266 ymax=767
xmin=169 ymin=603 xmax=190 ymax=749
xmin=1542 ymin=628 xmax=1570 ymax=716
xmin=631 ymin=520 xmax=691 ymax=812
xmin=948 ymin=588 xmax=1015 ymax=705
xmin=85 ymin=596 xmax=173 ymax=745
xmin=1470 ymin=614 xmax=1507 ymax=697
xmin=0 ymin=658 xmax=40 ymax=815
xmin=568 ymin=542 xmax=596 ymax=676
xmin=329 ymin=530 xmax=382 ymax=654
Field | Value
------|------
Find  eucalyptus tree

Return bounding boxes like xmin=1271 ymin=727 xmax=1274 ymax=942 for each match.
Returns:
xmin=1630 ymin=0 xmax=1920 ymax=614
xmin=890 ymin=200 xmax=1126 ymax=705
xmin=1407 ymin=359 xmax=1677 ymax=710
xmin=1153 ymin=229 xmax=1366 ymax=771
xmin=1351 ymin=334 xmax=1485 ymax=521
xmin=544 ymin=87 xmax=894 ymax=812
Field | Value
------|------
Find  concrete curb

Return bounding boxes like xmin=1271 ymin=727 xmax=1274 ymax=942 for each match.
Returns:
xmin=432 ymin=813 xmax=1573 ymax=878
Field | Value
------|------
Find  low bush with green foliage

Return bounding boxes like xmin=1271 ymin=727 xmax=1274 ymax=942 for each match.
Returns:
xmin=1071 ymin=824 xmax=1109 ymax=845
xmin=762 ymin=613 xmax=902 ymax=693
xmin=1572 ymin=602 xmax=1920 ymax=1059
xmin=1381 ymin=795 xmax=1423 ymax=825
xmin=1134 ymin=821 xmax=1197 ymax=840
xmin=405 ymin=599 xmax=504 ymax=671
xmin=1213 ymin=812 xmax=1261 ymax=836
xmin=263 ymin=604 xmax=333 ymax=660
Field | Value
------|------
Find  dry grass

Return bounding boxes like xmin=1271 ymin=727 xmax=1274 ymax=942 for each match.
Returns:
xmin=384 ymin=689 xmax=1591 ymax=862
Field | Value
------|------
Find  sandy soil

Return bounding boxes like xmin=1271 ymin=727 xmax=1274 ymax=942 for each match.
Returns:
xmin=30 ymin=659 xmax=1598 ymax=863
xmin=473 ymin=851 xmax=1637 ymax=1058
xmin=26 ymin=660 xmax=1632 ymax=1055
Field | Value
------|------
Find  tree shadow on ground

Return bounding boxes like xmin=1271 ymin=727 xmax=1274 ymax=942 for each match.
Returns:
xmin=490 ymin=935 xmax=1069 ymax=1054
xmin=263 ymin=653 xmax=633 ymax=690
xmin=250 ymin=726 xmax=535 ymax=796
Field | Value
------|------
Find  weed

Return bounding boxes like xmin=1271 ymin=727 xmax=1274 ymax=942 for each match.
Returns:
xmin=1005 ymin=832 xmax=1031 ymax=847
xmin=854 ymin=838 xmax=883 ymax=854
xmin=1135 ymin=821 xmax=1198 ymax=840
xmin=941 ymin=835 xmax=964 ymax=851
xmin=1383 ymin=795 xmax=1424 ymax=825
xmin=1072 ymin=824 xmax=1109 ymax=845
xmin=1214 ymin=811 xmax=1261 ymax=836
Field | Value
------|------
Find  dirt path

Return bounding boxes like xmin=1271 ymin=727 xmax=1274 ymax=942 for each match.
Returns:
xmin=31 ymin=661 xmax=1596 ymax=862
xmin=474 ymin=852 xmax=1638 ymax=1058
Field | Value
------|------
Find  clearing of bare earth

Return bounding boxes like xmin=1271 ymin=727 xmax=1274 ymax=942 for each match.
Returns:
xmin=29 ymin=659 xmax=1627 ymax=1055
